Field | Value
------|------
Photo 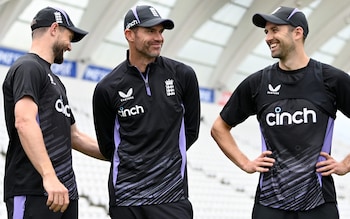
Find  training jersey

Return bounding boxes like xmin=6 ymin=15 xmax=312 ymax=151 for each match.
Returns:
xmin=2 ymin=53 xmax=78 ymax=201
xmin=93 ymin=51 xmax=200 ymax=206
xmin=220 ymin=59 xmax=350 ymax=211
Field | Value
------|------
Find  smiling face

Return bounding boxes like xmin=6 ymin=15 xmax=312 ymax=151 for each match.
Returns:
xmin=264 ymin=22 xmax=296 ymax=61
xmin=128 ymin=24 xmax=165 ymax=60
xmin=52 ymin=26 xmax=73 ymax=64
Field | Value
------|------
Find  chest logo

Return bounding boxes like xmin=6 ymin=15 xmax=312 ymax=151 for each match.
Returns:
xmin=119 ymin=88 xmax=134 ymax=102
xmin=118 ymin=105 xmax=145 ymax=118
xmin=266 ymin=106 xmax=317 ymax=126
xmin=267 ymin=84 xmax=281 ymax=95
xmin=55 ymin=98 xmax=71 ymax=117
xmin=165 ymin=79 xmax=175 ymax=96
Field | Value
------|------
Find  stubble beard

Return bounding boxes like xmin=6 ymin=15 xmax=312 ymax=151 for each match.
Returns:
xmin=53 ymin=41 xmax=65 ymax=64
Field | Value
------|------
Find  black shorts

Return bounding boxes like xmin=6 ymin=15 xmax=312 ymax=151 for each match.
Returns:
xmin=252 ymin=202 xmax=339 ymax=219
xmin=109 ymin=199 xmax=193 ymax=219
xmin=6 ymin=195 xmax=78 ymax=219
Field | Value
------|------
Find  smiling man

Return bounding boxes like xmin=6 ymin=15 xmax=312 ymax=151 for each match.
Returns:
xmin=211 ymin=6 xmax=350 ymax=219
xmin=2 ymin=6 xmax=105 ymax=219
xmin=92 ymin=5 xmax=200 ymax=219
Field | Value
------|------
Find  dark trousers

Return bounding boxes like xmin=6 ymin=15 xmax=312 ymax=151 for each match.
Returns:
xmin=252 ymin=202 xmax=339 ymax=219
xmin=6 ymin=196 xmax=78 ymax=219
xmin=109 ymin=199 xmax=193 ymax=219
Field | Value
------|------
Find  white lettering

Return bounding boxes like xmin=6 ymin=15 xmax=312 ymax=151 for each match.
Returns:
xmin=118 ymin=105 xmax=145 ymax=118
xmin=266 ymin=107 xmax=316 ymax=126
xmin=55 ymin=99 xmax=71 ymax=117
xmin=126 ymin=20 xmax=138 ymax=29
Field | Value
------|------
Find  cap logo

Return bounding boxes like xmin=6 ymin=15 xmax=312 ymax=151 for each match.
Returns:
xmin=149 ymin=7 xmax=160 ymax=17
xmin=126 ymin=19 xmax=138 ymax=29
xmin=53 ymin=7 xmax=71 ymax=26
xmin=54 ymin=12 xmax=63 ymax=24
xmin=125 ymin=6 xmax=140 ymax=29
xmin=124 ymin=5 xmax=174 ymax=30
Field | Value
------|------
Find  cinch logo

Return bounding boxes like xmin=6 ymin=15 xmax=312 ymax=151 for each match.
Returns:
xmin=266 ymin=107 xmax=316 ymax=126
xmin=267 ymin=84 xmax=281 ymax=95
xmin=126 ymin=19 xmax=138 ymax=29
xmin=119 ymin=88 xmax=134 ymax=102
xmin=118 ymin=105 xmax=145 ymax=118
xmin=55 ymin=99 xmax=71 ymax=117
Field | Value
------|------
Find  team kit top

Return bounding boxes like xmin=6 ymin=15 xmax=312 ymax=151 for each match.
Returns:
xmin=93 ymin=51 xmax=201 ymax=206
xmin=2 ymin=53 xmax=78 ymax=201
xmin=221 ymin=59 xmax=350 ymax=211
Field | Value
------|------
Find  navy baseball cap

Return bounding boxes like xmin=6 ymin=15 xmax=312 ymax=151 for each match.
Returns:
xmin=31 ymin=7 xmax=88 ymax=42
xmin=124 ymin=5 xmax=174 ymax=30
xmin=252 ymin=6 xmax=309 ymax=37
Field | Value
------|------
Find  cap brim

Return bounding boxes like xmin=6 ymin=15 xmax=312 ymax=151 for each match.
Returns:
xmin=252 ymin=13 xmax=288 ymax=28
xmin=67 ymin=26 xmax=88 ymax=42
xmin=138 ymin=18 xmax=174 ymax=30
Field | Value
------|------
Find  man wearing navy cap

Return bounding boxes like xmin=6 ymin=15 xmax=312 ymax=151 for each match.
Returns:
xmin=3 ymin=6 xmax=105 ymax=219
xmin=212 ymin=6 xmax=350 ymax=219
xmin=93 ymin=5 xmax=200 ymax=219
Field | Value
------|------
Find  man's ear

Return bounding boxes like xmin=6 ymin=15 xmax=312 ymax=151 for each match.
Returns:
xmin=125 ymin=29 xmax=135 ymax=42
xmin=295 ymin=26 xmax=304 ymax=40
xmin=49 ymin=22 xmax=59 ymax=37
